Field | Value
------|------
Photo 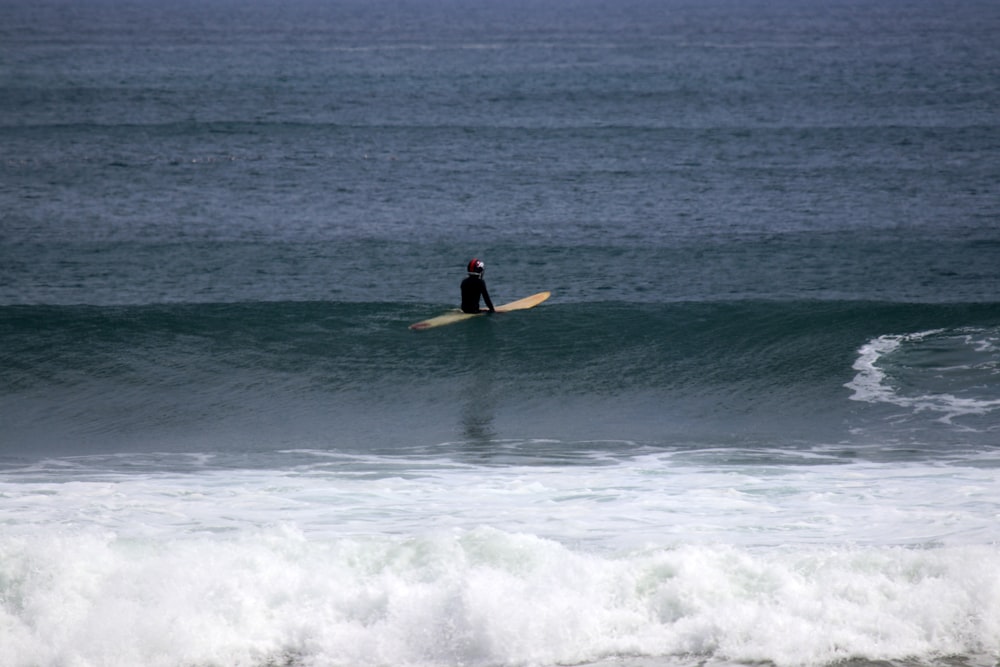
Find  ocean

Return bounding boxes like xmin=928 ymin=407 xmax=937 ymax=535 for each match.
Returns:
xmin=2 ymin=0 xmax=999 ymax=666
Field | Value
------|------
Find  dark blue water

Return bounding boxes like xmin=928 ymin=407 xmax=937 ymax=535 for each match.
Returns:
xmin=2 ymin=1 xmax=999 ymax=665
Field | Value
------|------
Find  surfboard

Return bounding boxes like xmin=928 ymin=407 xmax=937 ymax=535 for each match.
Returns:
xmin=409 ymin=291 xmax=551 ymax=331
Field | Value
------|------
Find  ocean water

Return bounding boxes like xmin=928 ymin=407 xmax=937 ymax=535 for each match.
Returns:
xmin=2 ymin=1 xmax=1000 ymax=666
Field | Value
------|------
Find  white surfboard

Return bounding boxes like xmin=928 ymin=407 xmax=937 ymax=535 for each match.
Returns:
xmin=409 ymin=291 xmax=551 ymax=331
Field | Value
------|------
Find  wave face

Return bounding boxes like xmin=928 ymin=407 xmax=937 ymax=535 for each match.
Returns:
xmin=3 ymin=299 xmax=999 ymax=459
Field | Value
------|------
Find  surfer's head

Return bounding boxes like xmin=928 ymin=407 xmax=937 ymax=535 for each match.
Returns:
xmin=467 ymin=258 xmax=485 ymax=276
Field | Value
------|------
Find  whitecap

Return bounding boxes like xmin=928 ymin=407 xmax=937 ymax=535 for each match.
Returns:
xmin=845 ymin=327 xmax=1000 ymax=423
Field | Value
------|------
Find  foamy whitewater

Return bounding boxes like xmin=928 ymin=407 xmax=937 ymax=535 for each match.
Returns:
xmin=847 ymin=329 xmax=1000 ymax=423
xmin=3 ymin=447 xmax=1000 ymax=667
xmin=2 ymin=0 xmax=1000 ymax=665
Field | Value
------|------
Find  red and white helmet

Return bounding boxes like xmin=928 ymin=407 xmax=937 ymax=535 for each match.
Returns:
xmin=467 ymin=258 xmax=485 ymax=275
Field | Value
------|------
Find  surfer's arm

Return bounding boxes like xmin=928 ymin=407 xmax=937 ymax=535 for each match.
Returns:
xmin=482 ymin=283 xmax=495 ymax=312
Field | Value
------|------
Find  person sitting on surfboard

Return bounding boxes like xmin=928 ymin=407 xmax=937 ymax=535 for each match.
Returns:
xmin=460 ymin=258 xmax=495 ymax=314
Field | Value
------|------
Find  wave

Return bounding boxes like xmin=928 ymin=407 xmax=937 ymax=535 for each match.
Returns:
xmin=2 ymin=300 xmax=999 ymax=456
xmin=4 ymin=299 xmax=998 ymax=383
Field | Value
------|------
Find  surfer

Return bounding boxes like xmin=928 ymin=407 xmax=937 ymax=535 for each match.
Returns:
xmin=461 ymin=258 xmax=496 ymax=314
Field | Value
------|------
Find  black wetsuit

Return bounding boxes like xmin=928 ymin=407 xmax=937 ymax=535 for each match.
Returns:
xmin=460 ymin=275 xmax=495 ymax=314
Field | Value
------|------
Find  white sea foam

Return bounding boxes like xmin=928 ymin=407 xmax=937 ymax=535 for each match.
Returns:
xmin=3 ymin=451 xmax=998 ymax=547
xmin=846 ymin=327 xmax=1000 ymax=423
xmin=1 ymin=526 xmax=998 ymax=667
xmin=2 ymin=452 xmax=999 ymax=667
